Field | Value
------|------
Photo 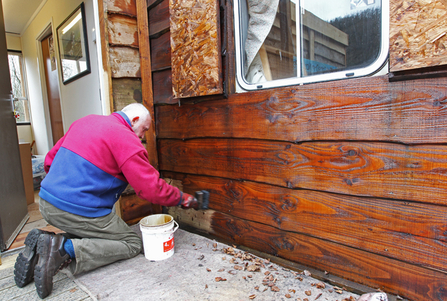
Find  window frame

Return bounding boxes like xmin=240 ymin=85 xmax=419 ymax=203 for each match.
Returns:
xmin=233 ymin=0 xmax=390 ymax=91
xmin=8 ymin=50 xmax=31 ymax=125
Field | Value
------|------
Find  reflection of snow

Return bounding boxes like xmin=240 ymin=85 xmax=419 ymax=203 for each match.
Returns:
xmin=62 ymin=59 xmax=87 ymax=80
xmin=304 ymin=0 xmax=379 ymax=21
xmin=350 ymin=0 xmax=375 ymax=10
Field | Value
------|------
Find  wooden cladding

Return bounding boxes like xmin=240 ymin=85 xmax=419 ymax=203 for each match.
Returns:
xmin=157 ymin=75 xmax=447 ymax=144
xmin=159 ymin=138 xmax=447 ymax=206
xmin=167 ymin=205 xmax=447 ymax=301
xmin=390 ymin=0 xmax=447 ymax=72
xmin=169 ymin=0 xmax=223 ymax=98
xmin=163 ymin=173 xmax=447 ymax=272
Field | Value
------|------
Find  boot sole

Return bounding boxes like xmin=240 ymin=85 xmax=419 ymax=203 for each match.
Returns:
xmin=14 ymin=229 xmax=48 ymax=288
xmin=34 ymin=234 xmax=53 ymax=299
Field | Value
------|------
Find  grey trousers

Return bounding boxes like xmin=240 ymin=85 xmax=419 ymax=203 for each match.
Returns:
xmin=39 ymin=198 xmax=143 ymax=275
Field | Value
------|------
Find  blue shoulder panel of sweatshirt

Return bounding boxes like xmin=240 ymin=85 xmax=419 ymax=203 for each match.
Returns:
xmin=39 ymin=147 xmax=128 ymax=217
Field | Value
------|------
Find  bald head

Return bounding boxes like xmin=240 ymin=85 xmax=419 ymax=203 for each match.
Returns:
xmin=121 ymin=103 xmax=151 ymax=139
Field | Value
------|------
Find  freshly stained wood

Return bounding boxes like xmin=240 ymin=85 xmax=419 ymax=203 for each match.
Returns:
xmin=112 ymin=78 xmax=142 ymax=110
xmin=110 ymin=47 xmax=141 ymax=78
xmin=108 ymin=14 xmax=139 ymax=47
xmin=166 ymin=207 xmax=447 ymax=301
xmin=153 ymin=69 xmax=176 ymax=104
xmin=169 ymin=0 xmax=223 ymax=98
xmin=163 ymin=172 xmax=447 ymax=272
xmin=156 ymin=75 xmax=447 ymax=144
xmin=150 ymin=31 xmax=171 ymax=71
xmin=106 ymin=0 xmax=137 ymax=16
xmin=120 ymin=193 xmax=161 ymax=224
xmin=148 ymin=0 xmax=170 ymax=37
xmin=390 ymin=0 xmax=447 ymax=72
xmin=159 ymin=139 xmax=447 ymax=206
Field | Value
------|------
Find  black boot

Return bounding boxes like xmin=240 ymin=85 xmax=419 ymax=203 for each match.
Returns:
xmin=14 ymin=229 xmax=55 ymax=288
xmin=34 ymin=233 xmax=72 ymax=299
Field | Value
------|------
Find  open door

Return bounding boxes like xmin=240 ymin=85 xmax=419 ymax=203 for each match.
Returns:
xmin=0 ymin=0 xmax=29 ymax=251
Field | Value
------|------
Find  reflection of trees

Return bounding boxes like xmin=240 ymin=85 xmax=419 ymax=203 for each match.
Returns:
xmin=62 ymin=59 xmax=77 ymax=79
xmin=330 ymin=8 xmax=381 ymax=68
xmin=8 ymin=55 xmax=22 ymax=97
xmin=8 ymin=54 xmax=29 ymax=122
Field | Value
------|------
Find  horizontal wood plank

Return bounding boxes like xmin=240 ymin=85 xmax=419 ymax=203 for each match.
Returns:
xmin=120 ymin=193 xmax=162 ymax=224
xmin=110 ymin=46 xmax=141 ymax=78
xmin=148 ymin=0 xmax=169 ymax=37
xmin=156 ymin=75 xmax=447 ymax=144
xmin=163 ymin=172 xmax=447 ymax=272
xmin=111 ymin=78 xmax=142 ymax=110
xmin=159 ymin=138 xmax=447 ymax=206
xmin=153 ymin=69 xmax=176 ymax=104
xmin=106 ymin=0 xmax=137 ymax=16
xmin=108 ymin=14 xmax=138 ymax=47
xmin=150 ymin=31 xmax=171 ymax=71
xmin=167 ymin=207 xmax=447 ymax=301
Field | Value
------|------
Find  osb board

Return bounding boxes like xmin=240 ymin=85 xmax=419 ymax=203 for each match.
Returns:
xmin=110 ymin=47 xmax=141 ymax=78
xmin=169 ymin=0 xmax=223 ymax=98
xmin=108 ymin=14 xmax=139 ymax=47
xmin=390 ymin=0 xmax=447 ymax=72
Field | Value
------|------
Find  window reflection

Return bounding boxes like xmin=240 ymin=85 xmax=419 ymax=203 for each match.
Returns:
xmin=239 ymin=0 xmax=383 ymax=86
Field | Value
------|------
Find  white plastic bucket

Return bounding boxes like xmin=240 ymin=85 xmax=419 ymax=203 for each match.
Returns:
xmin=139 ymin=214 xmax=179 ymax=261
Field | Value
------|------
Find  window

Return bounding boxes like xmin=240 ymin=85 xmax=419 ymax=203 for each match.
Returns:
xmin=8 ymin=51 xmax=30 ymax=124
xmin=234 ymin=0 xmax=389 ymax=90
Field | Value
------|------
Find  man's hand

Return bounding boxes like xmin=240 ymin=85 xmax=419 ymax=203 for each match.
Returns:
xmin=180 ymin=193 xmax=199 ymax=209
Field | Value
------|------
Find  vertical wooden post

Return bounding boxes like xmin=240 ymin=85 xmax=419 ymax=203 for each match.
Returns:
xmin=97 ymin=0 xmax=113 ymax=115
xmin=136 ymin=0 xmax=158 ymax=170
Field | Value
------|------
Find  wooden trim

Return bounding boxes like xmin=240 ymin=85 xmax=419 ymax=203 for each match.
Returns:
xmin=98 ymin=0 xmax=114 ymax=114
xmin=136 ymin=0 xmax=158 ymax=169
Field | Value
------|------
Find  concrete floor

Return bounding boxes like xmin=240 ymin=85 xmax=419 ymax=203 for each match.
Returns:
xmin=0 ymin=225 xmax=390 ymax=301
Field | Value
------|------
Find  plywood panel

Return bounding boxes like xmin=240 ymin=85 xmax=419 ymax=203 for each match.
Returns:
xmin=110 ymin=47 xmax=141 ymax=78
xmin=163 ymin=172 xmax=447 ymax=272
xmin=159 ymin=139 xmax=447 ymax=206
xmin=108 ymin=14 xmax=138 ymax=47
xmin=169 ymin=0 xmax=223 ymax=98
xmin=166 ymin=207 xmax=447 ymax=301
xmin=390 ymin=0 xmax=447 ymax=72
xmin=156 ymin=75 xmax=447 ymax=144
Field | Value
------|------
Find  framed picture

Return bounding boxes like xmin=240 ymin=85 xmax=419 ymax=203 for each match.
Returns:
xmin=56 ymin=3 xmax=90 ymax=84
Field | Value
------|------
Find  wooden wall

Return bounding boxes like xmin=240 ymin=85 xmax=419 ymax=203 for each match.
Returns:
xmin=99 ymin=0 xmax=161 ymax=220
xmin=106 ymin=0 xmax=447 ymax=300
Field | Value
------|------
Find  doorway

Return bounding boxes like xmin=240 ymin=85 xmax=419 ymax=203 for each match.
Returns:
xmin=41 ymin=33 xmax=63 ymax=145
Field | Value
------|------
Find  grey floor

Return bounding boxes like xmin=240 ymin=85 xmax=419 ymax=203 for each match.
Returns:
xmin=1 ymin=227 xmax=374 ymax=301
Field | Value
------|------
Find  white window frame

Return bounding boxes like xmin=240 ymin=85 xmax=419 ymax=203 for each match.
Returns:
xmin=234 ymin=0 xmax=390 ymax=91
xmin=8 ymin=51 xmax=31 ymax=124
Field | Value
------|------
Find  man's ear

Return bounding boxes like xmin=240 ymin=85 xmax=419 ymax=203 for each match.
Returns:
xmin=131 ymin=116 xmax=140 ymax=126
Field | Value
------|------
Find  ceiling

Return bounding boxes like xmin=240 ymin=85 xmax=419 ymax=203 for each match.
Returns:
xmin=2 ymin=0 xmax=46 ymax=35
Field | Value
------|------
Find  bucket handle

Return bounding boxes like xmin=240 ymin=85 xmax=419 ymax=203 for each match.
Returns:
xmin=173 ymin=221 xmax=179 ymax=233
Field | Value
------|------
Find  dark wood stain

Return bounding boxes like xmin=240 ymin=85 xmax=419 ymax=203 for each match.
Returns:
xmin=103 ymin=0 xmax=447 ymax=300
